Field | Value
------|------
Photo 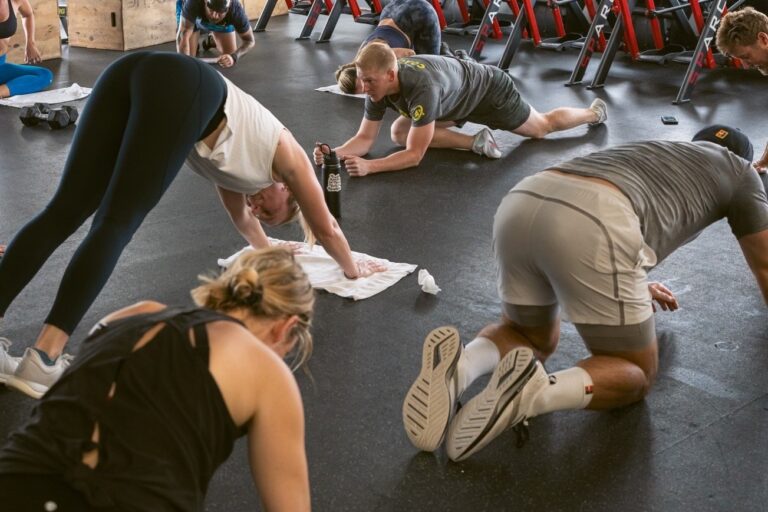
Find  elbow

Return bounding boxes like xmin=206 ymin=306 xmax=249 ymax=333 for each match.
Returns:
xmin=406 ymin=149 xmax=426 ymax=169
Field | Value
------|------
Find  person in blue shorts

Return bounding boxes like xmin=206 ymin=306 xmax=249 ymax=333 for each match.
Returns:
xmin=176 ymin=0 xmax=255 ymax=68
xmin=0 ymin=0 xmax=53 ymax=98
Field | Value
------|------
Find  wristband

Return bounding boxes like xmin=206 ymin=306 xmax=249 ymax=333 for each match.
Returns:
xmin=230 ymin=53 xmax=238 ymax=63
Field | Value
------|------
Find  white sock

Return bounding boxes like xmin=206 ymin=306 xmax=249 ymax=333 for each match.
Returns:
xmin=528 ymin=366 xmax=594 ymax=418
xmin=456 ymin=336 xmax=500 ymax=394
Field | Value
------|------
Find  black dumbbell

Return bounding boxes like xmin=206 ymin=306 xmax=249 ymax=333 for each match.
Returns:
xmin=48 ymin=106 xmax=78 ymax=129
xmin=19 ymin=103 xmax=78 ymax=129
xmin=19 ymin=102 xmax=51 ymax=127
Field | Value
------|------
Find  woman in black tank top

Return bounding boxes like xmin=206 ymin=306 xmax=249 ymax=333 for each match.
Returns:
xmin=0 ymin=247 xmax=314 ymax=511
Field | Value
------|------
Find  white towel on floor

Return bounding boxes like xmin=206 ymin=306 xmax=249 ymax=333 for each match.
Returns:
xmin=218 ymin=239 xmax=417 ymax=300
xmin=0 ymin=83 xmax=92 ymax=108
xmin=315 ymin=84 xmax=367 ymax=99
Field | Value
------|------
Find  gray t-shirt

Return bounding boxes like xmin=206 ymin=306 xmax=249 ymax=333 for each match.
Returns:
xmin=364 ymin=56 xmax=500 ymax=127
xmin=555 ymin=141 xmax=768 ymax=264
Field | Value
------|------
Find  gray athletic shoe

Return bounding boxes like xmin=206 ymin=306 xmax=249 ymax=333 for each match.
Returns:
xmin=589 ymin=98 xmax=608 ymax=126
xmin=446 ymin=347 xmax=549 ymax=461
xmin=0 ymin=338 xmax=21 ymax=385
xmin=6 ymin=348 xmax=73 ymax=399
xmin=402 ymin=326 xmax=464 ymax=452
xmin=472 ymin=128 xmax=502 ymax=159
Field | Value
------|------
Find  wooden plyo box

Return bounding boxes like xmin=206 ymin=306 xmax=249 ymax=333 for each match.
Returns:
xmin=241 ymin=0 xmax=288 ymax=21
xmin=6 ymin=0 xmax=61 ymax=64
xmin=68 ymin=0 xmax=176 ymax=51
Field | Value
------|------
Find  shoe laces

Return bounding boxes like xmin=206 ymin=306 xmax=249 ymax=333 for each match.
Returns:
xmin=0 ymin=337 xmax=12 ymax=352
xmin=59 ymin=353 xmax=74 ymax=368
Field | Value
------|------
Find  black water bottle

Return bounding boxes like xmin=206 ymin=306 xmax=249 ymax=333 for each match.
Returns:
xmin=319 ymin=143 xmax=342 ymax=219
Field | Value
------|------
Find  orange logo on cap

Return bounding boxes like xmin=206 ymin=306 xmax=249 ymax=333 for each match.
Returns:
xmin=715 ymin=129 xmax=729 ymax=139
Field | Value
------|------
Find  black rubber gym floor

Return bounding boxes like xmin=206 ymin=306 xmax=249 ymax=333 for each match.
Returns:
xmin=1 ymin=12 xmax=766 ymax=512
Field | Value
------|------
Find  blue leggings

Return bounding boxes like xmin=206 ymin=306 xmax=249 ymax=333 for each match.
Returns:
xmin=0 ymin=53 xmax=53 ymax=96
xmin=0 ymin=52 xmax=226 ymax=334
xmin=381 ymin=0 xmax=441 ymax=54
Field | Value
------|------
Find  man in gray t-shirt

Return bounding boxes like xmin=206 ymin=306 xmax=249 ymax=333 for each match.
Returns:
xmin=401 ymin=125 xmax=768 ymax=461
xmin=313 ymin=43 xmax=606 ymax=177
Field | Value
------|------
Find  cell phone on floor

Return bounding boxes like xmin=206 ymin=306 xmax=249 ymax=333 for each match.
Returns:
xmin=661 ymin=116 xmax=678 ymax=125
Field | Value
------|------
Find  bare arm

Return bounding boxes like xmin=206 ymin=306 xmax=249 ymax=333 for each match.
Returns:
xmin=392 ymin=47 xmax=416 ymax=58
xmin=332 ymin=117 xmax=382 ymax=160
xmin=344 ymin=121 xmax=434 ymax=176
xmin=234 ymin=29 xmax=255 ymax=60
xmin=217 ymin=186 xmax=272 ymax=249
xmin=755 ymin=141 xmax=768 ymax=172
xmin=177 ymin=17 xmax=196 ymax=55
xmin=216 ymin=30 xmax=255 ymax=68
xmin=247 ymin=357 xmax=310 ymax=512
xmin=274 ymin=130 xmax=362 ymax=277
xmin=738 ymin=229 xmax=768 ymax=305
xmin=16 ymin=0 xmax=40 ymax=63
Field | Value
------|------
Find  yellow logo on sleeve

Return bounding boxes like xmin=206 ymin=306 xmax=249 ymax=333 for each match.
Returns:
xmin=411 ymin=105 xmax=425 ymax=121
xmin=400 ymin=59 xmax=426 ymax=70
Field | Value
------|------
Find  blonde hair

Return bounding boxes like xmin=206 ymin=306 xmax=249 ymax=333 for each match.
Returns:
xmin=336 ymin=62 xmax=358 ymax=94
xmin=354 ymin=41 xmax=397 ymax=73
xmin=717 ymin=7 xmax=768 ymax=54
xmin=283 ymin=196 xmax=316 ymax=248
xmin=191 ymin=247 xmax=315 ymax=370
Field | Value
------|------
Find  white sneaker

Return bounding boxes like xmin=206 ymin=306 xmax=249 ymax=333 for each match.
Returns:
xmin=445 ymin=347 xmax=549 ymax=461
xmin=589 ymin=98 xmax=608 ymax=126
xmin=6 ymin=348 xmax=73 ymax=399
xmin=0 ymin=337 xmax=21 ymax=384
xmin=402 ymin=326 xmax=463 ymax=452
xmin=472 ymin=128 xmax=503 ymax=159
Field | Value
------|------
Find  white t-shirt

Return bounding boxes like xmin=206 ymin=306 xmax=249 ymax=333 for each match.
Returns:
xmin=186 ymin=75 xmax=285 ymax=194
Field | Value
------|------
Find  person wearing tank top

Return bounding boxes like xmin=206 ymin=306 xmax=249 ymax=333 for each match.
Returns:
xmin=0 ymin=52 xmax=385 ymax=400
xmin=335 ymin=0 xmax=443 ymax=94
xmin=0 ymin=248 xmax=312 ymax=511
xmin=0 ymin=0 xmax=53 ymax=98
xmin=401 ymin=126 xmax=768 ymax=462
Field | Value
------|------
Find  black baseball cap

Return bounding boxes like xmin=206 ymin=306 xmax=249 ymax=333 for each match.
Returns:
xmin=691 ymin=124 xmax=754 ymax=162
xmin=206 ymin=0 xmax=231 ymax=12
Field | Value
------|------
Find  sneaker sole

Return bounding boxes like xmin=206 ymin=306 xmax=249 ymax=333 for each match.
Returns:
xmin=402 ymin=326 xmax=462 ymax=452
xmin=446 ymin=347 xmax=537 ymax=461
xmin=6 ymin=375 xmax=46 ymax=399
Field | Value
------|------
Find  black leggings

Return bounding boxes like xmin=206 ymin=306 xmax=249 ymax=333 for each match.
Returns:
xmin=0 ymin=52 xmax=226 ymax=334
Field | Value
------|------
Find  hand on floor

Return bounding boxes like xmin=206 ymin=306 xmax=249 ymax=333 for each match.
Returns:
xmin=649 ymin=282 xmax=679 ymax=312
xmin=353 ymin=258 xmax=387 ymax=278
xmin=343 ymin=156 xmax=374 ymax=177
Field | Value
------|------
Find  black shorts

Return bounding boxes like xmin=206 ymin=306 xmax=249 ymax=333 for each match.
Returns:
xmin=467 ymin=69 xmax=531 ymax=131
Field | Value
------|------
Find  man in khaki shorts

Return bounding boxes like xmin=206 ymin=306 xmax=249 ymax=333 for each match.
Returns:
xmin=402 ymin=125 xmax=768 ymax=461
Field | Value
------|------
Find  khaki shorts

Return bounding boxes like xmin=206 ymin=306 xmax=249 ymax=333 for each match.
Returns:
xmin=493 ymin=171 xmax=659 ymax=351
